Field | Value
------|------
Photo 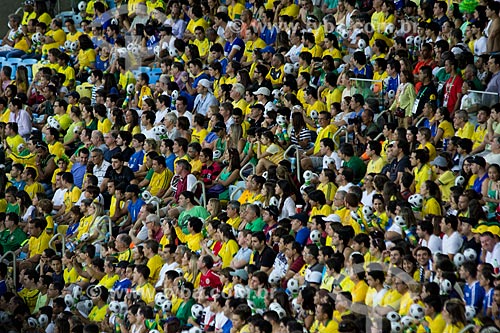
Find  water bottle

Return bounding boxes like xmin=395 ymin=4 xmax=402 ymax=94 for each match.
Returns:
xmin=443 ymin=138 xmax=449 ymax=151
xmin=282 ymin=128 xmax=289 ymax=141
xmin=290 ymin=157 xmax=296 ymax=172
xmin=122 ymin=96 xmax=129 ymax=108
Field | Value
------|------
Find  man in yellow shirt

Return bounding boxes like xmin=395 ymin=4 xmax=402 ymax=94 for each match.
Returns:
xmin=133 ymin=264 xmax=156 ymax=305
xmin=86 ymin=286 xmax=109 ymax=323
xmin=454 ymin=110 xmax=475 ymax=139
xmin=241 ymin=26 xmax=266 ymax=67
xmin=42 ymin=18 xmax=66 ymax=54
xmin=5 ymin=122 xmax=25 ymax=155
xmin=192 ymin=26 xmax=210 ymax=61
xmin=22 ymin=218 xmax=51 ymax=270
xmin=144 ymin=239 xmax=164 ymax=285
xmin=147 ymin=156 xmax=173 ymax=197
xmin=314 ymin=303 xmax=338 ymax=333
xmin=411 ymin=149 xmax=432 ymax=194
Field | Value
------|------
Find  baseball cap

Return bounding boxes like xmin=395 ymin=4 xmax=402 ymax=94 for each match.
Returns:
xmin=197 ymin=79 xmax=212 ymax=92
xmin=324 ymin=214 xmax=341 ymax=223
xmin=261 ymin=46 xmax=275 ymax=54
xmin=471 ymin=156 xmax=486 ymax=168
xmin=305 ymin=271 xmax=322 ymax=284
xmin=125 ymin=184 xmax=140 ymax=194
xmin=230 ymin=269 xmax=248 ymax=281
xmin=253 ymin=87 xmax=270 ymax=96
xmin=430 ymin=156 xmax=448 ymax=168
xmin=289 ymin=212 xmax=308 ymax=224
xmin=250 ymin=104 xmax=265 ymax=112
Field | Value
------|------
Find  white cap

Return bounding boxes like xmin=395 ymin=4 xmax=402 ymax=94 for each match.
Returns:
xmin=324 ymin=214 xmax=341 ymax=223
xmin=197 ymin=78 xmax=212 ymax=92
xmin=253 ymin=87 xmax=271 ymax=96
xmin=305 ymin=271 xmax=323 ymax=284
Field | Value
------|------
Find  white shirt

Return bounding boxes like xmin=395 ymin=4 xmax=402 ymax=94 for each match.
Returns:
xmin=142 ymin=127 xmax=159 ymax=141
xmin=52 ymin=188 xmax=67 ymax=213
xmin=421 ymin=234 xmax=442 ymax=254
xmin=174 ymin=110 xmax=193 ymax=127
xmin=155 ymin=107 xmax=170 ymax=125
xmin=9 ymin=109 xmax=32 ymax=139
xmin=372 ymin=288 xmax=388 ymax=307
xmin=361 ymin=189 xmax=376 ymax=207
xmin=285 ymin=43 xmax=304 ymax=63
xmin=93 ymin=160 xmax=111 ymax=186
xmin=442 ymin=231 xmax=463 ymax=255
xmin=323 ymin=151 xmax=342 ymax=170
xmin=474 ymin=36 xmax=487 ymax=56
xmin=155 ymin=261 xmax=180 ymax=288
xmin=485 ymin=242 xmax=500 ymax=266
xmin=193 ymin=92 xmax=218 ymax=116
xmin=278 ymin=197 xmax=296 ymax=221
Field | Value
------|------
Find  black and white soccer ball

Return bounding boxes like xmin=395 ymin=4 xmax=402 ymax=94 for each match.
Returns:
xmin=408 ymin=194 xmax=424 ymax=209
xmin=464 ymin=248 xmax=477 ymax=262
xmin=409 ymin=304 xmax=425 ymax=320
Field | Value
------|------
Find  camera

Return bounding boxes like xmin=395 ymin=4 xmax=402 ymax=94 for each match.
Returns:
xmin=348 ymin=117 xmax=362 ymax=125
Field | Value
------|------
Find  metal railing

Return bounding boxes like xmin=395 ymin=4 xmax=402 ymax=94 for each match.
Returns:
xmin=230 ymin=186 xmax=246 ymax=200
xmin=239 ymin=162 xmax=256 ymax=180
xmin=0 ymin=251 xmax=16 ymax=290
xmin=191 ymin=180 xmax=207 ymax=208
xmin=48 ymin=233 xmax=65 ymax=257
xmin=284 ymin=144 xmax=302 ymax=183
xmin=332 ymin=125 xmax=348 ymax=148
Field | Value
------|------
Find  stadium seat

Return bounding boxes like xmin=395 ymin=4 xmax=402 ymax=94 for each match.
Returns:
xmin=21 ymin=59 xmax=38 ymax=82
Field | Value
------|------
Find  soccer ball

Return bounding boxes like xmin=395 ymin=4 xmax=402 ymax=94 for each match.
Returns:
xmin=310 ymin=110 xmax=319 ymax=120
xmin=385 ymin=23 xmax=395 ymax=35
xmin=287 ymin=278 xmax=300 ymax=294
xmin=387 ymin=90 xmax=396 ymax=99
xmin=400 ymin=316 xmax=414 ymax=328
xmin=110 ymin=18 xmax=119 ymax=26
xmin=406 ymin=36 xmax=414 ymax=46
xmin=169 ymin=47 xmax=179 ymax=57
xmin=268 ymin=271 xmax=281 ymax=285
xmin=453 ymin=253 xmax=465 ymax=267
xmin=28 ymin=317 xmax=38 ymax=328
xmin=386 ymin=311 xmax=400 ymax=322
xmin=191 ymin=304 xmax=204 ymax=318
xmin=171 ymin=90 xmax=179 ymax=101
xmin=126 ymin=83 xmax=135 ymax=95
xmin=70 ymin=41 xmax=78 ymax=52
xmin=336 ymin=24 xmax=346 ymax=33
xmin=357 ymin=39 xmax=367 ymax=50
xmin=464 ymin=248 xmax=477 ymax=261
xmin=409 ymin=304 xmax=425 ymax=320
xmin=269 ymin=196 xmax=279 ymax=207
xmin=293 ymin=62 xmax=300 ymax=71
xmin=465 ymin=305 xmax=476 ymax=321
xmin=455 ymin=175 xmax=465 ymax=186
xmin=350 ymin=210 xmax=361 ymax=222
xmin=162 ymin=300 xmax=172 ymax=313
xmin=47 ymin=116 xmax=61 ymax=131
xmin=155 ymin=292 xmax=167 ymax=307
xmin=64 ymin=40 xmax=72 ymax=50
xmin=303 ymin=170 xmax=317 ymax=183
xmin=291 ymin=298 xmax=301 ymax=313
xmin=64 ymin=294 xmax=75 ymax=307
xmin=153 ymin=125 xmax=167 ymax=136
xmin=82 ymin=299 xmax=94 ymax=312
xmin=32 ymin=32 xmax=42 ymax=44
xmin=269 ymin=302 xmax=286 ymax=319
xmin=213 ymin=149 xmax=222 ymax=160
xmin=131 ymin=45 xmax=140 ymax=56
xmin=394 ymin=215 xmax=406 ymax=228
xmin=0 ymin=312 xmax=8 ymax=324
xmin=78 ymin=1 xmax=86 ymax=11
xmin=340 ymin=29 xmax=349 ymax=39
xmin=277 ymin=115 xmax=287 ymax=127
xmin=72 ymin=285 xmax=82 ymax=300
xmin=272 ymin=89 xmax=282 ymax=100
xmin=38 ymin=314 xmax=49 ymax=327
xmin=440 ymin=279 xmax=452 ymax=294
xmin=154 ymin=45 xmax=161 ymax=57
xmin=310 ymin=230 xmax=321 ymax=242
xmin=119 ymin=302 xmax=128 ymax=314
xmin=414 ymin=36 xmax=422 ymax=47
xmin=408 ymin=194 xmax=424 ymax=209
xmin=109 ymin=301 xmax=121 ymax=313
xmin=233 ymin=284 xmax=247 ymax=299
xmin=362 ymin=206 xmax=373 ymax=220
xmin=284 ymin=63 xmax=295 ymax=75
xmin=391 ymin=322 xmax=403 ymax=333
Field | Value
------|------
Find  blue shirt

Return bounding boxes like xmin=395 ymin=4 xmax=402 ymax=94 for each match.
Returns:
xmin=353 ymin=65 xmax=373 ymax=79
xmin=483 ymin=287 xmax=494 ymax=316
xmin=128 ymin=150 xmax=145 ymax=172
xmin=295 ymin=227 xmax=310 ymax=246
xmin=224 ymin=37 xmax=245 ymax=62
xmin=128 ymin=198 xmax=145 ymax=223
xmin=165 ymin=154 xmax=176 ymax=172
xmin=70 ymin=163 xmax=86 ymax=188
xmin=222 ymin=318 xmax=232 ymax=333
xmin=464 ymin=280 xmax=485 ymax=311
xmin=260 ymin=26 xmax=278 ymax=45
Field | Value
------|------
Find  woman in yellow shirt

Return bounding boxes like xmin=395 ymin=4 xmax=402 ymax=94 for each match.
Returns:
xmin=75 ymin=35 xmax=96 ymax=79
xmin=420 ymin=180 xmax=443 ymax=218
xmin=442 ymin=299 xmax=466 ymax=333
xmin=433 ymin=107 xmax=455 ymax=146
xmin=349 ymin=252 xmax=368 ymax=303
xmin=308 ymin=190 xmax=332 ymax=221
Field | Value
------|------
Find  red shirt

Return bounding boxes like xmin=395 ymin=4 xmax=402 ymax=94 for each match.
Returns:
xmin=443 ymin=74 xmax=464 ymax=114
xmin=200 ymin=269 xmax=222 ymax=290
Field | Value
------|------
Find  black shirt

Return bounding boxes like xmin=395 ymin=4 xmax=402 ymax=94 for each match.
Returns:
xmin=253 ymin=246 xmax=276 ymax=270
xmin=104 ymin=165 xmax=135 ymax=185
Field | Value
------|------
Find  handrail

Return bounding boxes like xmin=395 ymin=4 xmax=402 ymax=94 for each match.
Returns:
xmin=332 ymin=126 xmax=347 ymax=149
xmin=48 ymin=233 xmax=65 ymax=257
xmin=284 ymin=144 xmax=301 ymax=182
xmin=96 ymin=216 xmax=113 ymax=243
xmin=239 ymin=162 xmax=255 ymax=180
xmin=191 ymin=180 xmax=207 ymax=208
xmin=230 ymin=186 xmax=245 ymax=200
xmin=0 ymin=251 xmax=16 ymax=290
